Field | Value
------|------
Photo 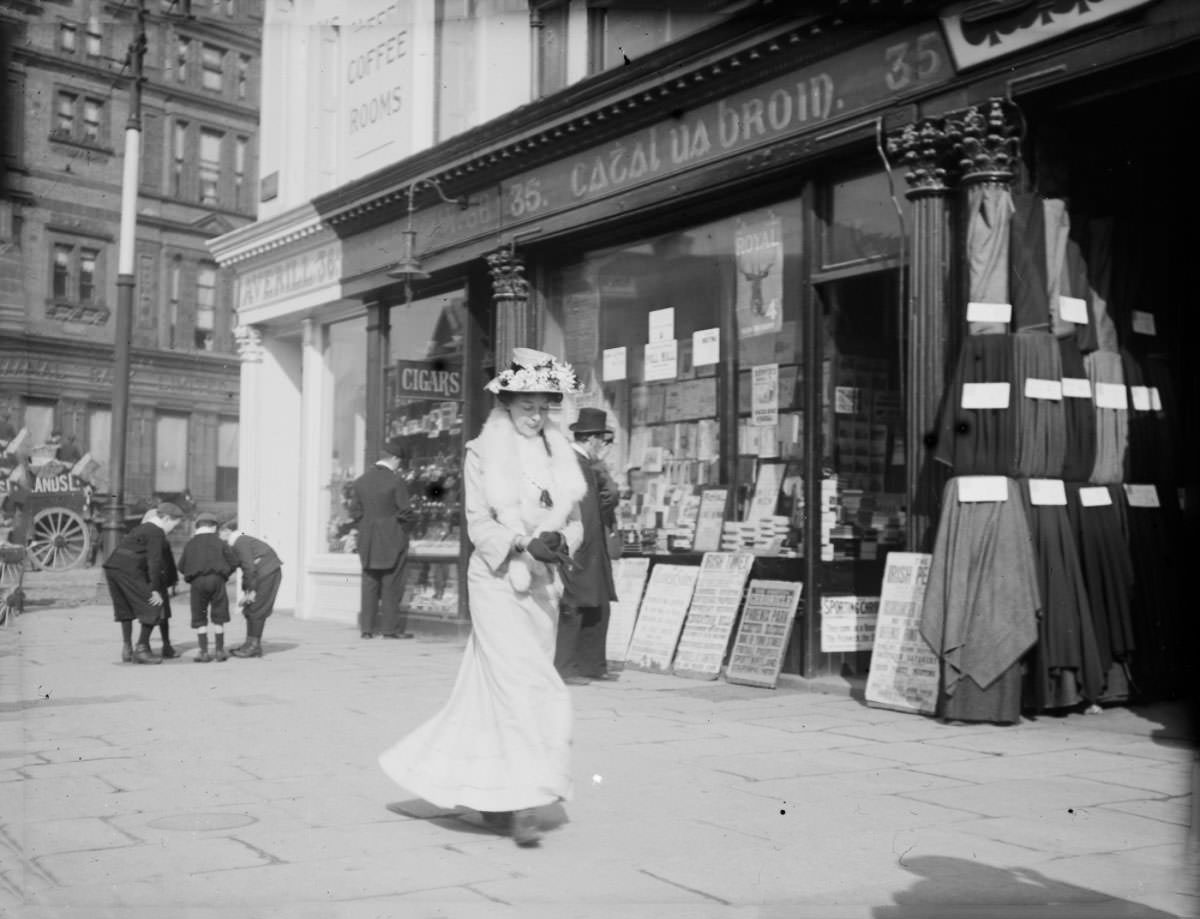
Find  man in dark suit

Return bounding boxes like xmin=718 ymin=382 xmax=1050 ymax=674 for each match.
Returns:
xmin=348 ymin=436 xmax=414 ymax=639
xmin=555 ymin=408 xmax=619 ymax=684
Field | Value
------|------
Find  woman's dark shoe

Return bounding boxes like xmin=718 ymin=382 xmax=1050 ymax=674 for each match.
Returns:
xmin=133 ymin=645 xmax=161 ymax=665
xmin=512 ymin=808 xmax=541 ymax=847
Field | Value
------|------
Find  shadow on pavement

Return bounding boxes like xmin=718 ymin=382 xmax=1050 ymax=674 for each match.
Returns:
xmin=870 ymin=855 xmax=1182 ymax=918
xmin=385 ymin=798 xmax=570 ymax=839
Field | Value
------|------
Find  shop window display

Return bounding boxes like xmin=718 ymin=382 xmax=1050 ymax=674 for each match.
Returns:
xmin=384 ymin=292 xmax=467 ymax=620
xmin=323 ymin=317 xmax=366 ymax=554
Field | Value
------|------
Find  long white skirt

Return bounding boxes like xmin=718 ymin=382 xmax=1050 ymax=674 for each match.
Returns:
xmin=379 ymin=555 xmax=572 ymax=812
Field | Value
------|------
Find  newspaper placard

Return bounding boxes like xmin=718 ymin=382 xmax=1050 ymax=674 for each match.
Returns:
xmin=625 ymin=564 xmax=700 ymax=673
xmin=864 ymin=552 xmax=939 ymax=715
xmin=606 ymin=557 xmax=651 ymax=663
xmin=724 ymin=580 xmax=802 ymax=689
xmin=820 ymin=596 xmax=880 ymax=652
xmin=672 ymin=552 xmax=755 ymax=680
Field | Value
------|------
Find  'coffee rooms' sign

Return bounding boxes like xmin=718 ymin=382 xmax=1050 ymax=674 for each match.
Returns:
xmin=343 ymin=0 xmax=414 ymax=178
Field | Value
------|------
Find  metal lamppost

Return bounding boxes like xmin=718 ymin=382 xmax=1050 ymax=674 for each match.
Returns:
xmin=101 ymin=0 xmax=148 ymax=557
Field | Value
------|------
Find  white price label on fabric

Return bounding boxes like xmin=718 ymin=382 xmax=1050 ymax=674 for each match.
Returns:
xmin=1078 ymin=486 xmax=1113 ymax=507
xmin=961 ymin=382 xmax=1010 ymax=410
xmin=1094 ymin=383 xmax=1128 ymax=410
xmin=1150 ymin=387 xmax=1163 ymax=411
xmin=1129 ymin=386 xmax=1152 ymax=411
xmin=1131 ymin=311 xmax=1157 ymax=336
xmin=1061 ymin=377 xmax=1092 ymax=399
xmin=957 ymin=476 xmax=1009 ymax=503
xmin=1024 ymin=378 xmax=1063 ymax=401
xmin=1059 ymin=296 xmax=1089 ymax=324
xmin=967 ymin=301 xmax=1012 ymax=324
xmin=1028 ymin=478 xmax=1067 ymax=506
xmin=1124 ymin=484 xmax=1160 ymax=508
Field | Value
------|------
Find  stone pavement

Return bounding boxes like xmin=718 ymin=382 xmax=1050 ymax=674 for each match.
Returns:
xmin=0 ymin=598 xmax=1196 ymax=919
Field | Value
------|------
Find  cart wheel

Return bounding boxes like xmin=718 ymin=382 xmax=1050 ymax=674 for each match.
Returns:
xmin=27 ymin=508 xmax=91 ymax=571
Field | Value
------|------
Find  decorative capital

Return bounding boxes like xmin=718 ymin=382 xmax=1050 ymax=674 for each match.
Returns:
xmin=886 ymin=118 xmax=956 ymax=197
xmin=486 ymin=248 xmax=528 ymax=301
xmin=951 ymin=99 xmax=1020 ymax=185
xmin=233 ymin=324 xmax=264 ymax=364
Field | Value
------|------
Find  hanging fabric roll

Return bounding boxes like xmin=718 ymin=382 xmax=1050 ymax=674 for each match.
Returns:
xmin=1120 ymin=349 xmax=1157 ymax=484
xmin=1084 ymin=350 xmax=1128 ymax=484
xmin=1141 ymin=355 xmax=1180 ymax=485
xmin=934 ymin=335 xmax=1015 ymax=476
xmin=1058 ymin=337 xmax=1097 ymax=481
xmin=1008 ymin=191 xmax=1049 ymax=332
xmin=1065 ymin=483 xmax=1134 ymax=702
xmin=1012 ymin=332 xmax=1066 ymax=478
xmin=920 ymin=477 xmax=1040 ymax=725
xmin=1043 ymin=197 xmax=1077 ymax=338
xmin=1121 ymin=485 xmax=1185 ymax=701
xmin=1020 ymin=479 xmax=1105 ymax=712
xmin=1083 ymin=216 xmax=1115 ymax=353
xmin=966 ymin=184 xmax=1015 ymax=335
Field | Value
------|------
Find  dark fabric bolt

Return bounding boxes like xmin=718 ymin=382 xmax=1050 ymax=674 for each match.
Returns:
xmin=934 ymin=335 xmax=1015 ymax=476
xmin=1084 ymin=351 xmax=1128 ymax=484
xmin=1058 ymin=337 xmax=1097 ymax=481
xmin=1019 ymin=480 xmax=1105 ymax=711
xmin=1009 ymin=192 xmax=1051 ymax=332
xmin=1012 ymin=332 xmax=1066 ymax=478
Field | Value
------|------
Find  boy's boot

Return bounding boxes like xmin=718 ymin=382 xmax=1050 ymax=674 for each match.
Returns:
xmin=195 ymin=632 xmax=211 ymax=663
xmin=213 ymin=631 xmax=228 ymax=662
xmin=231 ymin=620 xmax=262 ymax=658
xmin=160 ymin=621 xmax=176 ymax=659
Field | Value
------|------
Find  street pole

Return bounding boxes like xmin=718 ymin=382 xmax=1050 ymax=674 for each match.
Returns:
xmin=101 ymin=0 xmax=146 ymax=557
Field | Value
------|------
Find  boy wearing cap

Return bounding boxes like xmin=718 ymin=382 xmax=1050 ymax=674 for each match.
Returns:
xmin=102 ymin=502 xmax=185 ymax=664
xmin=219 ymin=520 xmax=282 ymax=658
xmin=141 ymin=508 xmax=180 ymax=658
xmin=179 ymin=512 xmax=239 ymax=662
xmin=347 ymin=436 xmax=414 ymax=639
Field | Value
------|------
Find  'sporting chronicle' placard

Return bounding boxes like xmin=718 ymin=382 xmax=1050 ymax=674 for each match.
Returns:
xmin=725 ymin=580 xmax=803 ymax=689
xmin=864 ymin=552 xmax=939 ymax=715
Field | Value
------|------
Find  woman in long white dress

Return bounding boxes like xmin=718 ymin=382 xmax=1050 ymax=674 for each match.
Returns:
xmin=379 ymin=348 xmax=586 ymax=846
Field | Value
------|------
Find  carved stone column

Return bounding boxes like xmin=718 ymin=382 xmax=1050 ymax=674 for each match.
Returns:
xmin=233 ymin=323 xmax=264 ymax=533
xmin=365 ymin=301 xmax=389 ymax=463
xmin=887 ymin=117 xmax=959 ymax=552
xmin=486 ymin=248 xmax=532 ymax=368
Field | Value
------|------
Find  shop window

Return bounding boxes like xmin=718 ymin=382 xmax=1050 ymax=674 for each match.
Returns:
xmin=586 ymin=2 xmax=735 ymax=75
xmin=154 ymin=414 xmax=189 ymax=493
xmin=199 ymin=129 xmax=222 ymax=205
xmin=216 ymin=417 xmax=238 ymax=501
xmin=322 ymin=317 xmax=367 ymax=554
xmin=822 ymin=168 xmax=911 ymax=269
xmin=201 ymin=44 xmax=224 ymax=92
xmin=543 ymin=199 xmax=805 ymax=553
xmin=88 ymin=406 xmax=111 ymax=488
xmin=22 ymin=403 xmax=56 ymax=450
xmin=195 ymin=264 xmax=216 ymax=350
xmin=381 ymin=292 xmax=467 ymax=617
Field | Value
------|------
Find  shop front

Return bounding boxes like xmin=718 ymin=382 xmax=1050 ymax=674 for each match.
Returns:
xmin=215 ymin=0 xmax=1198 ymax=684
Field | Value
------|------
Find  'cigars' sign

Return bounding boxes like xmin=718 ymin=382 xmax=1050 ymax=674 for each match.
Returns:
xmin=387 ymin=360 xmax=463 ymax=402
xmin=939 ymin=0 xmax=1159 ymax=70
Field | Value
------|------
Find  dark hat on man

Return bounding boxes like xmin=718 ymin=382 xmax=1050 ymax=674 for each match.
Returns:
xmin=569 ymin=408 xmax=613 ymax=435
xmin=156 ymin=501 xmax=184 ymax=519
xmin=383 ymin=435 xmax=407 ymax=458
xmin=194 ymin=511 xmax=220 ymax=528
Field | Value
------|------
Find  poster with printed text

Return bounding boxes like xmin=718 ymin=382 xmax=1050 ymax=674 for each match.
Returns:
xmin=672 ymin=552 xmax=755 ymax=680
xmin=625 ymin=564 xmax=700 ymax=673
xmin=606 ymin=557 xmax=651 ymax=663
xmin=864 ymin=552 xmax=938 ymax=715
xmin=725 ymin=580 xmax=803 ymax=688
xmin=735 ymin=215 xmax=784 ymax=339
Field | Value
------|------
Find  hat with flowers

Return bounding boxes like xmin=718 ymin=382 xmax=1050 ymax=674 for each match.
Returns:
xmin=484 ymin=347 xmax=581 ymax=396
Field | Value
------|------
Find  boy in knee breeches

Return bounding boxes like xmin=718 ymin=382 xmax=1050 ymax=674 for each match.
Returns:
xmin=179 ymin=512 xmax=239 ymax=662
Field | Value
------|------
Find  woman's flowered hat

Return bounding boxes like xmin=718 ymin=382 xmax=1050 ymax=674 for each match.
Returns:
xmin=484 ymin=348 xmax=581 ymax=395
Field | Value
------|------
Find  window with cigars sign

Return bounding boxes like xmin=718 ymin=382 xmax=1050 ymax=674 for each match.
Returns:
xmin=385 ymin=360 xmax=464 ymax=403
xmin=939 ymin=0 xmax=1159 ymax=71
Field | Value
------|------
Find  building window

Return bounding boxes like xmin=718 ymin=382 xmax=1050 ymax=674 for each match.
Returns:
xmin=59 ymin=22 xmax=77 ymax=53
xmin=88 ymin=406 xmax=112 ymax=488
xmin=79 ymin=248 xmax=98 ymax=303
xmin=55 ymin=92 xmax=76 ymax=135
xmin=199 ymin=129 xmax=222 ymax=205
xmin=201 ymin=44 xmax=224 ymax=92
xmin=82 ymin=98 xmax=101 ymax=143
xmin=85 ymin=17 xmax=102 ymax=56
xmin=236 ymin=54 xmax=249 ymax=100
xmin=154 ymin=414 xmax=189 ymax=493
xmin=177 ymin=37 xmax=190 ymax=82
xmin=233 ymin=136 xmax=247 ymax=210
xmin=172 ymin=120 xmax=188 ymax=197
xmin=195 ymin=264 xmax=216 ymax=350
xmin=536 ymin=2 xmax=568 ymax=98
xmin=168 ymin=256 xmax=181 ymax=348
xmin=216 ymin=417 xmax=238 ymax=501
xmin=52 ymin=244 xmax=72 ymax=299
